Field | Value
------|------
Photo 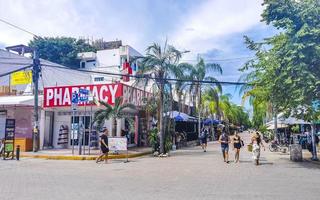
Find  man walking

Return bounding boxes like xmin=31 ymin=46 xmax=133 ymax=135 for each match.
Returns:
xmin=96 ymin=128 xmax=109 ymax=164
xmin=219 ymin=129 xmax=230 ymax=163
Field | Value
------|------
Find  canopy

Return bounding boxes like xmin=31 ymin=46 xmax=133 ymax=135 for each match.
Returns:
xmin=203 ymin=118 xmax=220 ymax=125
xmin=279 ymin=117 xmax=311 ymax=125
xmin=165 ymin=111 xmax=197 ymax=122
xmin=267 ymin=123 xmax=288 ymax=130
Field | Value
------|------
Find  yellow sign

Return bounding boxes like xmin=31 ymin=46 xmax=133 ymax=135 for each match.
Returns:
xmin=11 ymin=70 xmax=32 ymax=85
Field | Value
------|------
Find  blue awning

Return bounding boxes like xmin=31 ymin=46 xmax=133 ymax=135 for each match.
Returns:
xmin=203 ymin=118 xmax=220 ymax=125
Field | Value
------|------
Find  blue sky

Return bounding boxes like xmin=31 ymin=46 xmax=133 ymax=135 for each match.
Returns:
xmin=0 ymin=0 xmax=277 ymax=107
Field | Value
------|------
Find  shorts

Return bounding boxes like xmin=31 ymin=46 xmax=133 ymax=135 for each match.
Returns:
xmin=221 ymin=144 xmax=229 ymax=152
xmin=101 ymin=147 xmax=109 ymax=154
xmin=234 ymin=143 xmax=241 ymax=149
xmin=201 ymin=138 xmax=207 ymax=144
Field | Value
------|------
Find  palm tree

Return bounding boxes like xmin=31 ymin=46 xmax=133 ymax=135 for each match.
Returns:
xmin=93 ymin=97 xmax=136 ymax=136
xmin=188 ymin=58 xmax=222 ymax=136
xmin=139 ymin=42 xmax=182 ymax=154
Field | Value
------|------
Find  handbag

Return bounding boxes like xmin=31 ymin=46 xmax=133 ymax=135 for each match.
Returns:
xmin=241 ymin=140 xmax=244 ymax=147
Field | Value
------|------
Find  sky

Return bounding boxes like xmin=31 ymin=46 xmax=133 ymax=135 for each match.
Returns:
xmin=0 ymin=0 xmax=278 ymax=109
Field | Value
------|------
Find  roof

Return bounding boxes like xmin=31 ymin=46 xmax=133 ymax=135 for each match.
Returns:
xmin=0 ymin=95 xmax=42 ymax=106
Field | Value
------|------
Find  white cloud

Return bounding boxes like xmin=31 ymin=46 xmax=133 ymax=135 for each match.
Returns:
xmin=171 ymin=0 xmax=264 ymax=59
xmin=0 ymin=0 xmax=150 ymax=51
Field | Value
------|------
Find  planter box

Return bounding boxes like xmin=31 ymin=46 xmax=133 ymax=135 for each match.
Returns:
xmin=14 ymin=138 xmax=33 ymax=152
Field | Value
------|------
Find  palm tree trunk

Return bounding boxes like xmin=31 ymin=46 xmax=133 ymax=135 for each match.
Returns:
xmin=159 ymin=85 xmax=165 ymax=154
xmin=198 ymin=85 xmax=201 ymax=136
xmin=112 ymin=117 xmax=117 ymax=136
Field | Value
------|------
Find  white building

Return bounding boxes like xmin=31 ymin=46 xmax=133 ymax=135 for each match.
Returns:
xmin=0 ymin=42 xmax=151 ymax=152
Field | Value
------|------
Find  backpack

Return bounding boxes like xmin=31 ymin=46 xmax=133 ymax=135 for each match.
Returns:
xmin=200 ymin=132 xmax=205 ymax=139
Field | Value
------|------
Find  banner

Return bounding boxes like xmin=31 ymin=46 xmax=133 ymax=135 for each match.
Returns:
xmin=43 ymin=83 xmax=123 ymax=107
xmin=11 ymin=70 xmax=32 ymax=85
xmin=108 ymin=137 xmax=127 ymax=151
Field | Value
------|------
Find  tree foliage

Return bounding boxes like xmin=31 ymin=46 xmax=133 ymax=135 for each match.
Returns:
xmin=29 ymin=37 xmax=96 ymax=68
xmin=241 ymin=0 xmax=320 ymax=123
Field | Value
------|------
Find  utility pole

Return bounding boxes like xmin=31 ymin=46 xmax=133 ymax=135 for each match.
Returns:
xmin=32 ymin=50 xmax=40 ymax=152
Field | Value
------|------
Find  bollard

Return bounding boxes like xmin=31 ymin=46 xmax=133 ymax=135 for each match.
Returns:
xmin=16 ymin=145 xmax=20 ymax=161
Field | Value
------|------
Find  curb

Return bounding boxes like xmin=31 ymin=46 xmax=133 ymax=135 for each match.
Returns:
xmin=303 ymin=158 xmax=320 ymax=165
xmin=20 ymin=151 xmax=152 ymax=161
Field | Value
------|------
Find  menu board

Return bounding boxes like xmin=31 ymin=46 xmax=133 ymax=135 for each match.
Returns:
xmin=4 ymin=119 xmax=15 ymax=159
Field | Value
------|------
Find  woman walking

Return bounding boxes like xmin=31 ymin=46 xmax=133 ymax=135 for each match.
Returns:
xmin=232 ymin=131 xmax=243 ymax=163
xmin=250 ymin=131 xmax=265 ymax=165
xmin=200 ymin=128 xmax=209 ymax=152
xmin=96 ymin=128 xmax=109 ymax=164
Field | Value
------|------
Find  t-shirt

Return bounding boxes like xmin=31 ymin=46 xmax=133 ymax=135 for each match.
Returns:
xmin=100 ymin=134 xmax=108 ymax=148
xmin=221 ymin=133 xmax=229 ymax=143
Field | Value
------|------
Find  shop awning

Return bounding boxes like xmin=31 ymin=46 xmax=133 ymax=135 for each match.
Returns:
xmin=165 ymin=111 xmax=197 ymax=122
xmin=203 ymin=118 xmax=220 ymax=125
xmin=0 ymin=95 xmax=42 ymax=106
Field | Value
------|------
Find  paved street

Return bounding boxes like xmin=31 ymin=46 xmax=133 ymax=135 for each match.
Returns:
xmin=0 ymin=132 xmax=319 ymax=200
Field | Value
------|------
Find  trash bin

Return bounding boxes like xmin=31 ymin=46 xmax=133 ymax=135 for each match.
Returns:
xmin=290 ymin=144 xmax=303 ymax=162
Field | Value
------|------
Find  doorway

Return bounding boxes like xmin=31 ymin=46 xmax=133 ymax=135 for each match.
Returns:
xmin=44 ymin=111 xmax=54 ymax=148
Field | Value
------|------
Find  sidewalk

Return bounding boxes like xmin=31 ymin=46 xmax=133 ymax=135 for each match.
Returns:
xmin=21 ymin=147 xmax=152 ymax=160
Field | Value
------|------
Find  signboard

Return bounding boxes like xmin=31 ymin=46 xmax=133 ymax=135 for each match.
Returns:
xmin=43 ymin=83 xmax=151 ymax=108
xmin=11 ymin=70 xmax=32 ymax=85
xmin=44 ymin=83 xmax=123 ymax=107
xmin=79 ymin=88 xmax=89 ymax=102
xmin=108 ymin=137 xmax=127 ymax=151
xmin=4 ymin=119 xmax=15 ymax=159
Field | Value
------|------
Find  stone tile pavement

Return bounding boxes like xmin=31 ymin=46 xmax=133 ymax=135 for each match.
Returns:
xmin=0 ymin=131 xmax=319 ymax=200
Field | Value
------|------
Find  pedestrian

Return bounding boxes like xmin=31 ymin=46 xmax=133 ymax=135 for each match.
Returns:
xmin=250 ymin=131 xmax=265 ymax=165
xmin=96 ymin=128 xmax=109 ymax=164
xmin=232 ymin=131 xmax=243 ymax=163
xmin=200 ymin=128 xmax=208 ymax=152
xmin=219 ymin=129 xmax=230 ymax=163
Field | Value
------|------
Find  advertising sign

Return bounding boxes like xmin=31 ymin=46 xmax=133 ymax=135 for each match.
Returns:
xmin=43 ymin=83 xmax=151 ymax=108
xmin=4 ymin=119 xmax=15 ymax=159
xmin=108 ymin=137 xmax=127 ymax=151
xmin=11 ymin=70 xmax=32 ymax=85
xmin=44 ymin=83 xmax=123 ymax=107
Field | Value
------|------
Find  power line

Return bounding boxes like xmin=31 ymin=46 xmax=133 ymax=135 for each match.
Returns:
xmin=0 ymin=65 xmax=32 ymax=78
xmin=0 ymin=18 xmax=40 ymax=38
xmin=43 ymin=64 xmax=247 ymax=85
xmin=180 ymin=56 xmax=254 ymax=62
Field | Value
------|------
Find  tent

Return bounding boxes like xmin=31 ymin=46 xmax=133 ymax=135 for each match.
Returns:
xmin=165 ymin=111 xmax=197 ymax=122
xmin=203 ymin=118 xmax=220 ymax=125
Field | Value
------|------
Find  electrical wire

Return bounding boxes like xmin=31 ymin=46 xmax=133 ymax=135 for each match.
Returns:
xmin=0 ymin=18 xmax=40 ymax=38
xmin=0 ymin=65 xmax=32 ymax=78
xmin=43 ymin=63 xmax=247 ymax=85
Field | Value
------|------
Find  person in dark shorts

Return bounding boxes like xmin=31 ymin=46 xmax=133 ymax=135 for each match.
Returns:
xmin=200 ymin=128 xmax=209 ymax=152
xmin=232 ymin=131 xmax=243 ymax=163
xmin=96 ymin=128 xmax=109 ymax=163
xmin=219 ymin=129 xmax=230 ymax=163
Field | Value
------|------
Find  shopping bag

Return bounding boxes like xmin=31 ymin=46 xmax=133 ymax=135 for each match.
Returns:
xmin=247 ymin=144 xmax=253 ymax=152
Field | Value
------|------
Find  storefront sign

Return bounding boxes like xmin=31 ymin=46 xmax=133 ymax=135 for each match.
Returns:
xmin=44 ymin=83 xmax=122 ymax=107
xmin=44 ymin=83 xmax=151 ymax=108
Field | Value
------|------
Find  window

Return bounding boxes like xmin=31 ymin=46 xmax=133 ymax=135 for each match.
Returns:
xmin=80 ymin=61 xmax=86 ymax=68
xmin=94 ymin=77 xmax=104 ymax=82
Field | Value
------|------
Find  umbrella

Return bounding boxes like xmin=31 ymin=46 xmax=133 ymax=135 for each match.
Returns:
xmin=174 ymin=115 xmax=184 ymax=122
xmin=203 ymin=118 xmax=220 ymax=125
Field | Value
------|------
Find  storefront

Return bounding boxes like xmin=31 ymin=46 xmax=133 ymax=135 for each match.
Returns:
xmin=0 ymin=95 xmax=42 ymax=151
xmin=42 ymin=82 xmax=151 ymax=149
